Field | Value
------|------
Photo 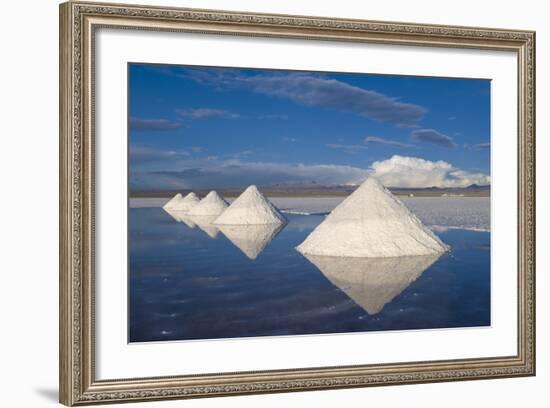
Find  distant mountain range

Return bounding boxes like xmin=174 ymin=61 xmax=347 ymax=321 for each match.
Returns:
xmin=131 ymin=182 xmax=490 ymax=198
xmin=261 ymin=181 xmax=490 ymax=196
xmin=388 ymin=183 xmax=490 ymax=197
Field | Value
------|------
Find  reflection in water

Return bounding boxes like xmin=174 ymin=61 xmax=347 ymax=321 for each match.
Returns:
xmin=218 ymin=223 xmax=285 ymax=259
xmin=302 ymin=253 xmax=441 ymax=315
xmin=163 ymin=209 xmax=196 ymax=228
xmin=130 ymin=209 xmax=491 ymax=342
xmin=186 ymin=215 xmax=220 ymax=238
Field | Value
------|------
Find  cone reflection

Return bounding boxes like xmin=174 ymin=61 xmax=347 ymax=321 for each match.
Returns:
xmin=302 ymin=253 xmax=441 ymax=315
xmin=219 ymin=223 xmax=285 ymax=259
xmin=187 ymin=215 xmax=220 ymax=238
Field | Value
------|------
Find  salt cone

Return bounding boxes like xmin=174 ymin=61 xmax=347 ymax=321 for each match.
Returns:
xmin=297 ymin=178 xmax=448 ymax=257
xmin=187 ymin=191 xmax=228 ymax=216
xmin=214 ymin=185 xmax=285 ymax=225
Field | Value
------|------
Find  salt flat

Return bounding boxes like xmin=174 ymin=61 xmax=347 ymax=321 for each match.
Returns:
xmin=130 ymin=196 xmax=490 ymax=232
xmin=401 ymin=197 xmax=490 ymax=232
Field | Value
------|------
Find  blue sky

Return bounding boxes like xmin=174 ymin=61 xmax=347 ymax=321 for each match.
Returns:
xmin=129 ymin=63 xmax=491 ymax=191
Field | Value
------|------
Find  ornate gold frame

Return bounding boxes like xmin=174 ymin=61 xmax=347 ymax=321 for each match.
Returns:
xmin=59 ymin=1 xmax=536 ymax=405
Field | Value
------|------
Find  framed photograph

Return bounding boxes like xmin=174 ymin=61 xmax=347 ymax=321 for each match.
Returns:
xmin=59 ymin=1 xmax=535 ymax=405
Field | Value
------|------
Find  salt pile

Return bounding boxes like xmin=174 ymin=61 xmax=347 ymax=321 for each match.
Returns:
xmin=162 ymin=193 xmax=183 ymax=210
xmin=214 ymin=185 xmax=286 ymax=225
xmin=174 ymin=192 xmax=200 ymax=212
xmin=297 ymin=177 xmax=449 ymax=257
xmin=187 ymin=191 xmax=228 ymax=216
xmin=219 ymin=224 xmax=284 ymax=260
xmin=303 ymin=253 xmax=440 ymax=314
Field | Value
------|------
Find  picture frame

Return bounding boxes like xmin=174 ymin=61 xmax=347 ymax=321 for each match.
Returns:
xmin=59 ymin=1 xmax=536 ymax=405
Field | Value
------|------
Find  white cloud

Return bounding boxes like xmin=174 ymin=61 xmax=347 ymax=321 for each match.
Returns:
xmin=370 ymin=155 xmax=490 ymax=188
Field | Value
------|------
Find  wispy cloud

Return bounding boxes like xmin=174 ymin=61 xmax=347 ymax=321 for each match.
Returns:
xmin=176 ymin=108 xmax=239 ymax=119
xmin=158 ymin=66 xmax=242 ymax=85
xmin=282 ymin=137 xmax=297 ymax=142
xmin=227 ymin=150 xmax=254 ymax=159
xmin=473 ymin=142 xmax=491 ymax=150
xmin=129 ymin=145 xmax=190 ymax=164
xmin=129 ymin=117 xmax=182 ymax=131
xmin=259 ymin=114 xmax=289 ymax=120
xmin=173 ymin=68 xmax=427 ymax=127
xmin=242 ymin=74 xmax=427 ymax=127
xmin=325 ymin=144 xmax=369 ymax=154
xmin=130 ymin=159 xmax=371 ymax=191
xmin=364 ymin=136 xmax=413 ymax=148
xmin=410 ymin=129 xmax=457 ymax=148
xmin=370 ymin=155 xmax=489 ymax=188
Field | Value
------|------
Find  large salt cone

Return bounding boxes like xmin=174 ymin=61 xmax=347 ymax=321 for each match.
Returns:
xmin=297 ymin=178 xmax=449 ymax=258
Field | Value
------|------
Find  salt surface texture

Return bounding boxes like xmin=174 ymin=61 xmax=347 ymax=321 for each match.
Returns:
xmin=303 ymin=253 xmax=440 ymax=314
xmin=297 ymin=178 xmax=449 ymax=257
xmin=162 ymin=193 xmax=183 ymax=210
xmin=214 ymin=185 xmax=286 ymax=225
xmin=173 ymin=192 xmax=200 ymax=212
xmin=218 ymin=223 xmax=284 ymax=259
xmin=187 ymin=191 xmax=228 ymax=216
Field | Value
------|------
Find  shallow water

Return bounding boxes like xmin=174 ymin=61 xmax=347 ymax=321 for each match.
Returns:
xmin=129 ymin=206 xmax=490 ymax=343
xmin=131 ymin=196 xmax=490 ymax=232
